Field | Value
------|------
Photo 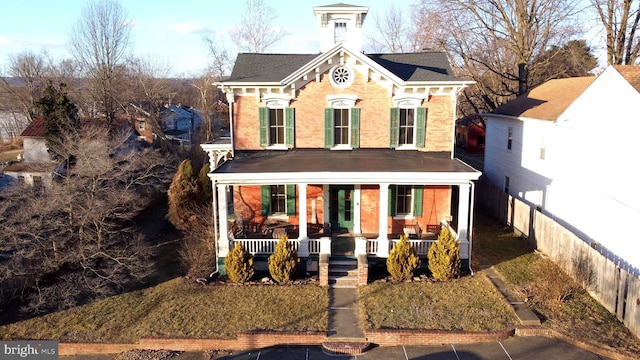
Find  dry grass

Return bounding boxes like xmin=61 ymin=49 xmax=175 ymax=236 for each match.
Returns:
xmin=359 ymin=275 xmax=517 ymax=331
xmin=0 ymin=278 xmax=328 ymax=342
xmin=473 ymin=210 xmax=640 ymax=356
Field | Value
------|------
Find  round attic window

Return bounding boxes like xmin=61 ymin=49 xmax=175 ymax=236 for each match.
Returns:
xmin=331 ymin=66 xmax=353 ymax=87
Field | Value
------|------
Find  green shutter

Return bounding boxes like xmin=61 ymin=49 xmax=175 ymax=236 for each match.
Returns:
xmin=285 ymin=107 xmax=294 ymax=148
xmin=416 ymin=107 xmax=427 ymax=148
xmin=259 ymin=107 xmax=269 ymax=147
xmin=413 ymin=186 xmax=423 ymax=216
xmin=261 ymin=185 xmax=270 ymax=215
xmin=324 ymin=108 xmax=334 ymax=148
xmin=286 ymin=184 xmax=296 ymax=216
xmin=390 ymin=108 xmax=399 ymax=148
xmin=388 ymin=185 xmax=397 ymax=216
xmin=350 ymin=108 xmax=360 ymax=148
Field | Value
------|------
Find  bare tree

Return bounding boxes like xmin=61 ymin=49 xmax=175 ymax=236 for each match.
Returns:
xmin=69 ymin=0 xmax=132 ymax=125
xmin=229 ymin=0 xmax=286 ymax=52
xmin=0 ymin=51 xmax=48 ymax=120
xmin=591 ymin=0 xmax=640 ymax=65
xmin=0 ymin=123 xmax=176 ymax=312
xmin=368 ymin=5 xmax=414 ymax=53
xmin=416 ymin=0 xmax=582 ymax=113
xmin=203 ymin=36 xmax=233 ymax=79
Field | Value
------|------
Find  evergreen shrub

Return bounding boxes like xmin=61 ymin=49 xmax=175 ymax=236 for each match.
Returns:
xmin=386 ymin=234 xmax=420 ymax=281
xmin=268 ymin=236 xmax=300 ymax=284
xmin=427 ymin=227 xmax=460 ymax=281
xmin=225 ymin=242 xmax=254 ymax=283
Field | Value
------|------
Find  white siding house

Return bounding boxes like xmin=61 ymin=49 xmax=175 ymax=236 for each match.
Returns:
xmin=484 ymin=67 xmax=640 ymax=271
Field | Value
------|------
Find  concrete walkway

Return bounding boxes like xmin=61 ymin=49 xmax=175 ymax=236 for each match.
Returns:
xmin=327 ymin=287 xmax=365 ymax=340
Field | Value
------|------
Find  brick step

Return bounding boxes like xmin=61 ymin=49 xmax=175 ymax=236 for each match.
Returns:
xmin=321 ymin=341 xmax=370 ymax=355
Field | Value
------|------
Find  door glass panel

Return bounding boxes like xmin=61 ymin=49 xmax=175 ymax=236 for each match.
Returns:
xmin=344 ymin=190 xmax=352 ymax=221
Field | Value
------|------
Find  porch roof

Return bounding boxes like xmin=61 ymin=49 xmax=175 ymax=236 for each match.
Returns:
xmin=210 ymin=149 xmax=481 ymax=185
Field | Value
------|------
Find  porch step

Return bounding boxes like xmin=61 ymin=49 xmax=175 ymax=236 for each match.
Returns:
xmin=321 ymin=340 xmax=370 ymax=355
xmin=329 ymin=258 xmax=358 ymax=288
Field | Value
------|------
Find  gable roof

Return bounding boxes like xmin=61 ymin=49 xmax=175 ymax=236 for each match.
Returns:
xmin=613 ymin=65 xmax=640 ymax=93
xmin=490 ymin=77 xmax=595 ymax=121
xmin=226 ymin=54 xmax=319 ymax=83
xmin=225 ymin=50 xmax=464 ymax=84
xmin=21 ymin=116 xmax=46 ymax=137
xmin=367 ymin=52 xmax=459 ymax=82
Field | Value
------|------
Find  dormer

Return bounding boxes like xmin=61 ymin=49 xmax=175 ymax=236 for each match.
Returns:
xmin=314 ymin=3 xmax=369 ymax=52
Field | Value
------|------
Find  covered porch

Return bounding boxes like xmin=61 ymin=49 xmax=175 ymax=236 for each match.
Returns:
xmin=201 ymin=148 xmax=481 ymax=277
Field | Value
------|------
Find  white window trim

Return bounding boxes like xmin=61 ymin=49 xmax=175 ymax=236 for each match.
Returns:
xmin=397 ymin=103 xmax=420 ymax=150
xmin=327 ymin=95 xmax=357 ymax=150
xmin=393 ymin=185 xmax=415 ymax=219
xmin=262 ymin=95 xmax=291 ymax=150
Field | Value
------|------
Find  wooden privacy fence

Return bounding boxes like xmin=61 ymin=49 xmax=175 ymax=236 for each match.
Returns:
xmin=477 ymin=177 xmax=640 ymax=339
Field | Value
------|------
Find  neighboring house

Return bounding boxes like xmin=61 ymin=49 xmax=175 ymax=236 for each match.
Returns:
xmin=1 ymin=116 xmax=58 ymax=189
xmin=455 ymin=114 xmax=486 ymax=154
xmin=201 ymin=3 xmax=481 ymax=276
xmin=484 ymin=67 xmax=640 ymax=271
xmin=161 ymin=104 xmax=203 ymax=146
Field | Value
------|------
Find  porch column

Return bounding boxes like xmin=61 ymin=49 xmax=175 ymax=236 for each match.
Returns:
xmin=377 ymin=183 xmax=390 ymax=257
xmin=298 ymin=183 xmax=309 ymax=257
xmin=354 ymin=185 xmax=361 ymax=234
xmin=457 ymin=183 xmax=471 ymax=261
xmin=216 ymin=184 xmax=230 ymax=258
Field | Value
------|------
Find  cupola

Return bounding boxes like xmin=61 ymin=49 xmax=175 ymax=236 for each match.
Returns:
xmin=314 ymin=3 xmax=369 ymax=52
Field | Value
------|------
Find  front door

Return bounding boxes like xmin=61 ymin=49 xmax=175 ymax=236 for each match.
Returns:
xmin=329 ymin=185 xmax=354 ymax=233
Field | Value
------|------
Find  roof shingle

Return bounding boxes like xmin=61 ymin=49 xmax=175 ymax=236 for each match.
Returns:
xmin=225 ymin=50 xmax=463 ymax=84
xmin=490 ymin=77 xmax=595 ymax=121
xmin=614 ymin=65 xmax=640 ymax=93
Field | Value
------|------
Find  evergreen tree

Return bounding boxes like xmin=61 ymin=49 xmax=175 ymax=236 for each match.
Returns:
xmin=35 ymin=82 xmax=80 ymax=159
xmin=268 ymin=236 xmax=299 ymax=284
xmin=167 ymin=159 xmax=200 ymax=231
xmin=225 ymin=242 xmax=254 ymax=284
xmin=427 ymin=227 xmax=461 ymax=281
xmin=387 ymin=235 xmax=420 ymax=281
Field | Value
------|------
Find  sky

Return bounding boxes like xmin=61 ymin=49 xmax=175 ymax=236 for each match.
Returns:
xmin=0 ymin=0 xmax=414 ymax=77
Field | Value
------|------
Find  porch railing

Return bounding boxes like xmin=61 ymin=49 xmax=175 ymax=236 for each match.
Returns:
xmin=390 ymin=239 xmax=436 ymax=256
xmin=232 ymin=238 xmax=299 ymax=255
xmin=230 ymin=237 xmax=437 ymax=256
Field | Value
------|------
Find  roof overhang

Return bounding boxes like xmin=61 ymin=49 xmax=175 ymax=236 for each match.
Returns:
xmin=208 ymin=150 xmax=481 ymax=186
xmin=216 ymin=44 xmax=474 ymax=101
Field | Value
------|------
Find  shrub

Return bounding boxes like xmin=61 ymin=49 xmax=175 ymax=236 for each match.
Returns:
xmin=224 ymin=243 xmax=254 ymax=284
xmin=428 ymin=227 xmax=460 ymax=281
xmin=386 ymin=235 xmax=420 ymax=281
xmin=268 ymin=236 xmax=300 ymax=284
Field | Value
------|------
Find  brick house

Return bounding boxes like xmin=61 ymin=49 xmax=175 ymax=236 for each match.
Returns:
xmin=201 ymin=4 xmax=481 ymax=278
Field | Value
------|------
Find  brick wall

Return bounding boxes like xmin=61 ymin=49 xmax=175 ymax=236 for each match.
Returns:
xmin=231 ymin=69 xmax=455 ymax=152
xmin=424 ymin=95 xmax=455 ymax=152
xmin=234 ymin=185 xmax=451 ymax=236
xmin=365 ymin=329 xmax=513 ymax=346
xmin=59 ymin=328 xmax=515 ymax=355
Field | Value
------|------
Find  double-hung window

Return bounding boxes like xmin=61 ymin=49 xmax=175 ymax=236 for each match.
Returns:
xmin=259 ymin=106 xmax=294 ymax=148
xmin=389 ymin=185 xmax=424 ymax=218
xmin=390 ymin=106 xmax=427 ymax=149
xmin=324 ymin=95 xmax=360 ymax=149
xmin=261 ymin=184 xmax=296 ymax=217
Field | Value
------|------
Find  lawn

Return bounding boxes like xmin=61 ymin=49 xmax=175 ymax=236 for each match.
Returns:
xmin=359 ymin=274 xmax=517 ymax=331
xmin=0 ymin=279 xmax=329 ymax=342
xmin=472 ymin=210 xmax=640 ymax=356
